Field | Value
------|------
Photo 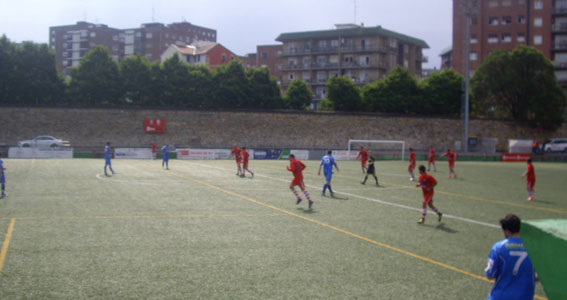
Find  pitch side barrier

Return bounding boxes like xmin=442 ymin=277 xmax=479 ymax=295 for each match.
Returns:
xmin=8 ymin=147 xmax=73 ymax=159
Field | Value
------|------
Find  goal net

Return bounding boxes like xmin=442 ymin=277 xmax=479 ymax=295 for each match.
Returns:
xmin=348 ymin=139 xmax=406 ymax=161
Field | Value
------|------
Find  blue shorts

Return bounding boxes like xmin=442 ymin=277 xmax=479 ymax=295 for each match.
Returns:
xmin=105 ymin=157 xmax=111 ymax=165
xmin=163 ymin=155 xmax=169 ymax=161
xmin=324 ymin=171 xmax=333 ymax=182
xmin=0 ymin=177 xmax=5 ymax=183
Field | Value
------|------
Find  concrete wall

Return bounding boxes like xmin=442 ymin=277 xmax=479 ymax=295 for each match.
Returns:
xmin=1 ymin=107 xmax=565 ymax=151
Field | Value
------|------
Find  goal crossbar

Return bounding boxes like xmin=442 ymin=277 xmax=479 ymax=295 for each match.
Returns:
xmin=348 ymin=139 xmax=406 ymax=161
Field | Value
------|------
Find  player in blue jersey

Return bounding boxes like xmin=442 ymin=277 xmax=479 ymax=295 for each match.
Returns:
xmin=485 ymin=214 xmax=536 ymax=300
xmin=162 ymin=144 xmax=170 ymax=170
xmin=318 ymin=150 xmax=339 ymax=197
xmin=104 ymin=142 xmax=115 ymax=176
xmin=0 ymin=153 xmax=6 ymax=198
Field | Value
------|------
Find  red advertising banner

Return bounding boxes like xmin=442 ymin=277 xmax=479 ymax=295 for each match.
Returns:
xmin=144 ymin=119 xmax=166 ymax=133
xmin=501 ymin=153 xmax=532 ymax=162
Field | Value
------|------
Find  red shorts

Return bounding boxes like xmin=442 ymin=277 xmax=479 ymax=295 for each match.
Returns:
xmin=449 ymin=161 xmax=455 ymax=168
xmin=526 ymin=180 xmax=535 ymax=189
xmin=235 ymin=158 xmax=242 ymax=164
xmin=428 ymin=156 xmax=435 ymax=163
xmin=291 ymin=177 xmax=305 ymax=188
xmin=243 ymin=161 xmax=248 ymax=169
xmin=408 ymin=162 xmax=416 ymax=171
xmin=422 ymin=193 xmax=434 ymax=204
xmin=361 ymin=159 xmax=367 ymax=167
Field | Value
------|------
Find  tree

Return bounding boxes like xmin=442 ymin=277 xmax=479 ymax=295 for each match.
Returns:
xmin=211 ymin=61 xmax=250 ymax=108
xmin=326 ymin=76 xmax=362 ymax=111
xmin=362 ymin=66 xmax=420 ymax=114
xmin=120 ymin=55 xmax=152 ymax=106
xmin=284 ymin=79 xmax=312 ymax=110
xmin=0 ymin=37 xmax=65 ymax=106
xmin=160 ymin=54 xmax=192 ymax=107
xmin=68 ymin=46 xmax=123 ymax=106
xmin=246 ymin=67 xmax=283 ymax=109
xmin=419 ymin=69 xmax=463 ymax=116
xmin=472 ymin=45 xmax=567 ymax=130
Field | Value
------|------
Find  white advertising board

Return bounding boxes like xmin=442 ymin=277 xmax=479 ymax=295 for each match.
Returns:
xmin=332 ymin=150 xmax=358 ymax=161
xmin=508 ymin=139 xmax=533 ymax=154
xmin=177 ymin=149 xmax=235 ymax=160
xmin=8 ymin=147 xmax=73 ymax=159
xmin=114 ymin=148 xmax=153 ymax=159
xmin=290 ymin=150 xmax=309 ymax=160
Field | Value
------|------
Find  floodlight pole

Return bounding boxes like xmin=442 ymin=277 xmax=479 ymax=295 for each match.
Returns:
xmin=461 ymin=0 xmax=473 ymax=153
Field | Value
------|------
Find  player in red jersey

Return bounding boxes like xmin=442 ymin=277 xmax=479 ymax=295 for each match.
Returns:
xmin=440 ymin=149 xmax=457 ymax=178
xmin=522 ymin=158 xmax=536 ymax=201
xmin=355 ymin=146 xmax=369 ymax=174
xmin=287 ymin=154 xmax=313 ymax=209
xmin=231 ymin=144 xmax=243 ymax=177
xmin=241 ymin=147 xmax=254 ymax=177
xmin=408 ymin=148 xmax=416 ymax=181
xmin=427 ymin=147 xmax=437 ymax=172
xmin=416 ymin=165 xmax=443 ymax=224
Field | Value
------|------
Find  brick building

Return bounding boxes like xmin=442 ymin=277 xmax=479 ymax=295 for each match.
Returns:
xmin=50 ymin=21 xmax=216 ymax=75
xmin=275 ymin=24 xmax=428 ymax=101
xmin=256 ymin=44 xmax=284 ymax=83
xmin=452 ymin=0 xmax=567 ymax=85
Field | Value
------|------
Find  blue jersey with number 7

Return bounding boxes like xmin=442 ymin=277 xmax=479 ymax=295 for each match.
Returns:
xmin=485 ymin=237 xmax=536 ymax=300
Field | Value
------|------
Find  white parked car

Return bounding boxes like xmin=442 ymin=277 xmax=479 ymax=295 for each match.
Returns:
xmin=18 ymin=136 xmax=71 ymax=148
xmin=544 ymin=138 xmax=567 ymax=153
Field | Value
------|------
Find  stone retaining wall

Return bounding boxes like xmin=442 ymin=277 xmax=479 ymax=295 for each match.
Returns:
xmin=1 ymin=107 xmax=565 ymax=151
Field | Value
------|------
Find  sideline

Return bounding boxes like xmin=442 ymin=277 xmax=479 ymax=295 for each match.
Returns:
xmin=0 ymin=218 xmax=16 ymax=273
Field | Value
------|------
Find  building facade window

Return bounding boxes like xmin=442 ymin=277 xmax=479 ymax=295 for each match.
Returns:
xmin=502 ymin=0 xmax=512 ymax=6
xmin=470 ymin=35 xmax=478 ymax=44
xmin=534 ymin=0 xmax=543 ymax=9
xmin=502 ymin=33 xmax=512 ymax=43
xmin=534 ymin=17 xmax=543 ymax=27
xmin=470 ymin=52 xmax=478 ymax=61
xmin=488 ymin=0 xmax=498 ymax=7
xmin=517 ymin=33 xmax=526 ymax=42
xmin=489 ymin=17 xmax=499 ymax=26
xmin=534 ymin=35 xmax=543 ymax=45
xmin=222 ymin=54 xmax=226 ymax=63
xmin=518 ymin=16 xmax=526 ymax=24
xmin=502 ymin=16 xmax=512 ymax=25
xmin=146 ymin=33 xmax=153 ymax=39
xmin=261 ymin=52 xmax=267 ymax=59
xmin=488 ymin=34 xmax=499 ymax=43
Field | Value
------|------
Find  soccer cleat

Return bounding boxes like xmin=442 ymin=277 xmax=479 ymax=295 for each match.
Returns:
xmin=375 ymin=182 xmax=379 ymax=186
xmin=447 ymin=176 xmax=451 ymax=179
xmin=360 ymin=181 xmax=365 ymax=185
xmin=308 ymin=201 xmax=313 ymax=209
xmin=527 ymin=197 xmax=534 ymax=202
xmin=417 ymin=218 xmax=425 ymax=224
xmin=330 ymin=192 xmax=335 ymax=198
xmin=0 ymin=193 xmax=5 ymax=199
xmin=410 ymin=178 xmax=414 ymax=181
xmin=321 ymin=192 xmax=326 ymax=197
xmin=296 ymin=198 xmax=302 ymax=205
xmin=438 ymin=213 xmax=443 ymax=222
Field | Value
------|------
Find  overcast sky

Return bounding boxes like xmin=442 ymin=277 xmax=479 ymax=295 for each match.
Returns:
xmin=0 ymin=0 xmax=453 ymax=69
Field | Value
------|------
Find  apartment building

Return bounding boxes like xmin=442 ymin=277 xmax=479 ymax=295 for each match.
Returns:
xmin=440 ymin=47 xmax=453 ymax=70
xmin=256 ymin=44 xmax=284 ymax=82
xmin=452 ymin=0 xmax=567 ymax=85
xmin=50 ymin=21 xmax=216 ymax=75
xmin=275 ymin=24 xmax=428 ymax=100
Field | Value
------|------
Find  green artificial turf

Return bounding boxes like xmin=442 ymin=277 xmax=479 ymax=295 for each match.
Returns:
xmin=0 ymin=158 xmax=564 ymax=299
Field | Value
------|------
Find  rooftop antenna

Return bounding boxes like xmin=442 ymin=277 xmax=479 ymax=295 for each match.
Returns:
xmin=353 ymin=0 xmax=357 ymax=24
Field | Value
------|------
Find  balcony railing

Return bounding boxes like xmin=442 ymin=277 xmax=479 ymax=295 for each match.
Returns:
xmin=552 ymin=23 xmax=567 ymax=32
xmin=552 ymin=43 xmax=567 ymax=50
xmin=278 ymin=45 xmax=397 ymax=56
xmin=554 ymin=61 xmax=567 ymax=68
xmin=552 ymin=7 xmax=567 ymax=14
xmin=341 ymin=62 xmax=389 ymax=69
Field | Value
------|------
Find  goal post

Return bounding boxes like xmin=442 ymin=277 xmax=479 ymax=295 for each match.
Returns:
xmin=348 ymin=139 xmax=406 ymax=161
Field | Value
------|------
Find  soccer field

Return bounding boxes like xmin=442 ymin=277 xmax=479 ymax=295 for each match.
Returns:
xmin=0 ymin=158 xmax=564 ymax=299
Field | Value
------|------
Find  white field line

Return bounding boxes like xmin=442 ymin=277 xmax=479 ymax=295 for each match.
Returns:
xmin=182 ymin=162 xmax=500 ymax=229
